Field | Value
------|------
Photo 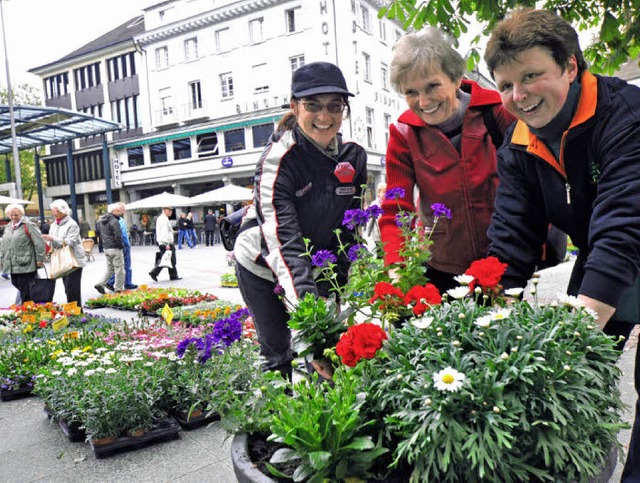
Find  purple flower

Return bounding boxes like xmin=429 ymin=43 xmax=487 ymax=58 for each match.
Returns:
xmin=312 ymin=250 xmax=337 ymax=268
xmin=273 ymin=284 xmax=285 ymax=296
xmin=385 ymin=187 xmax=405 ymax=200
xmin=342 ymin=209 xmax=368 ymax=230
xmin=365 ymin=204 xmax=383 ymax=220
xmin=431 ymin=203 xmax=452 ymax=220
xmin=395 ymin=212 xmax=414 ymax=228
xmin=176 ymin=337 xmax=205 ymax=358
xmin=212 ymin=317 xmax=243 ymax=347
xmin=348 ymin=244 xmax=366 ymax=262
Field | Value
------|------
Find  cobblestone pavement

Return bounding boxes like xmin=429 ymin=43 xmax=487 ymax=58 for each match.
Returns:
xmin=0 ymin=249 xmax=635 ymax=482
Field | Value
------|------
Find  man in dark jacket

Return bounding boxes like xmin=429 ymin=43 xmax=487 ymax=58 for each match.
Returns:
xmin=94 ymin=203 xmax=125 ymax=293
xmin=203 ymin=209 xmax=217 ymax=246
xmin=485 ymin=10 xmax=640 ymax=479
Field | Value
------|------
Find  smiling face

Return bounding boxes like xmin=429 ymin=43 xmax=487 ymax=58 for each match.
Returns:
xmin=401 ymin=66 xmax=462 ymax=126
xmin=292 ymin=94 xmax=345 ymax=148
xmin=493 ymin=46 xmax=578 ymax=129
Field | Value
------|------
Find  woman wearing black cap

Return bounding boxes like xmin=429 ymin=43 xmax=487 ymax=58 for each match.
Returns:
xmin=234 ymin=61 xmax=367 ymax=380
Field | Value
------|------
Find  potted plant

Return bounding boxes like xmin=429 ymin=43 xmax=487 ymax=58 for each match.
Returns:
xmin=229 ymin=191 xmax=626 ymax=481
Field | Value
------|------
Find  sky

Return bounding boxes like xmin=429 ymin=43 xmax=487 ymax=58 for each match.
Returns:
xmin=0 ymin=0 xmax=155 ymax=88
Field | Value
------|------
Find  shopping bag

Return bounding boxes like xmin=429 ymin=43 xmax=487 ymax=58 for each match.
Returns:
xmin=158 ymin=249 xmax=173 ymax=268
xmin=29 ymin=267 xmax=56 ymax=303
xmin=50 ymin=245 xmax=81 ymax=279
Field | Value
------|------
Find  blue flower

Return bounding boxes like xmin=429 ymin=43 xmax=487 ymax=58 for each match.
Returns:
xmin=176 ymin=337 xmax=205 ymax=358
xmin=212 ymin=317 xmax=243 ymax=347
xmin=312 ymin=250 xmax=337 ymax=268
xmin=385 ymin=187 xmax=405 ymax=200
xmin=365 ymin=204 xmax=383 ymax=220
xmin=395 ymin=212 xmax=413 ymax=228
xmin=342 ymin=209 xmax=368 ymax=230
xmin=348 ymin=244 xmax=366 ymax=262
xmin=431 ymin=202 xmax=452 ymax=220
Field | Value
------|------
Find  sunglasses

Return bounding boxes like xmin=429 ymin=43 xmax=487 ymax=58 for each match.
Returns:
xmin=299 ymin=100 xmax=346 ymax=114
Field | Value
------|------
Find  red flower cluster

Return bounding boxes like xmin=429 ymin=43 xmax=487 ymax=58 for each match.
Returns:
xmin=465 ymin=256 xmax=508 ymax=290
xmin=404 ymin=283 xmax=442 ymax=316
xmin=336 ymin=323 xmax=388 ymax=367
xmin=369 ymin=282 xmax=405 ymax=311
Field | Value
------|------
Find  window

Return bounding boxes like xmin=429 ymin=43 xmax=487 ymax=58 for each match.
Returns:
xmin=366 ymin=107 xmax=375 ymax=148
xmin=184 ymin=37 xmax=198 ymax=61
xmin=220 ymin=72 xmax=234 ymax=99
xmin=173 ymin=138 xmax=192 ymax=160
xmin=196 ymin=132 xmax=218 ymax=157
xmin=110 ymin=96 xmax=139 ymax=130
xmin=384 ymin=113 xmax=392 ymax=146
xmin=379 ymin=19 xmax=387 ymax=42
xmin=381 ymin=63 xmax=389 ymax=90
xmin=249 ymin=18 xmax=263 ymax=44
xmin=215 ymin=28 xmax=229 ymax=52
xmin=290 ymin=55 xmax=305 ymax=73
xmin=150 ymin=142 xmax=167 ymax=164
xmin=285 ymin=8 xmax=299 ymax=33
xmin=253 ymin=64 xmax=268 ymax=93
xmin=252 ymin=123 xmax=273 ymax=148
xmin=155 ymin=46 xmax=169 ymax=70
xmin=73 ymin=63 xmax=100 ymax=91
xmin=189 ymin=81 xmax=202 ymax=110
xmin=361 ymin=6 xmax=370 ymax=32
xmin=224 ymin=128 xmax=245 ymax=152
xmin=363 ymin=53 xmax=371 ymax=83
xmin=127 ymin=147 xmax=144 ymax=167
xmin=45 ymin=73 xmax=69 ymax=99
xmin=159 ymin=88 xmax=172 ymax=115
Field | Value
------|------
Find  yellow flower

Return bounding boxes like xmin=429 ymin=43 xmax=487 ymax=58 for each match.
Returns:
xmin=22 ymin=325 xmax=33 ymax=333
xmin=82 ymin=345 xmax=92 ymax=352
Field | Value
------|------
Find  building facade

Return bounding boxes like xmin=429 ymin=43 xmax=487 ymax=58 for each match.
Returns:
xmin=30 ymin=0 xmax=406 ymax=225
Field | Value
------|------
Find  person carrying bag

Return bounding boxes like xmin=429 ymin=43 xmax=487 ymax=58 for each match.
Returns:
xmin=49 ymin=244 xmax=81 ymax=279
xmin=29 ymin=266 xmax=56 ymax=304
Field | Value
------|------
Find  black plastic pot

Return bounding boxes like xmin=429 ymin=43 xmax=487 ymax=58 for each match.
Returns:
xmin=231 ymin=433 xmax=277 ymax=483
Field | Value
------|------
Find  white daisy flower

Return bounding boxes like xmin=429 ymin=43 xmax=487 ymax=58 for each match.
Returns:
xmin=433 ymin=367 xmax=466 ymax=392
xmin=67 ymin=368 xmax=77 ymax=376
xmin=489 ymin=308 xmax=511 ymax=321
xmin=453 ymin=274 xmax=474 ymax=285
xmin=95 ymin=347 xmax=108 ymax=353
xmin=474 ymin=315 xmax=492 ymax=328
xmin=504 ymin=287 xmax=525 ymax=297
xmin=411 ymin=316 xmax=433 ymax=330
xmin=104 ymin=368 xmax=117 ymax=375
xmin=51 ymin=370 xmax=62 ymax=376
xmin=84 ymin=369 xmax=96 ymax=376
xmin=447 ymin=286 xmax=470 ymax=300
xmin=558 ymin=293 xmax=582 ymax=307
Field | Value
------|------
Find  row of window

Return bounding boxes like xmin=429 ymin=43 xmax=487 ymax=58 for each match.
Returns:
xmin=126 ymin=122 xmax=274 ymax=168
xmin=45 ymin=53 xmax=137 ymax=99
xmin=45 ymin=150 xmax=106 ymax=187
xmin=154 ymin=7 xmax=301 ymax=70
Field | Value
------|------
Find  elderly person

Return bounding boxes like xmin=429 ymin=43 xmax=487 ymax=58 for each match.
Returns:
xmin=0 ymin=203 xmax=46 ymax=303
xmin=42 ymin=200 xmax=86 ymax=306
xmin=234 ymin=61 xmax=367 ymax=380
xmin=149 ymin=206 xmax=180 ymax=281
xmin=379 ymin=28 xmax=515 ymax=293
xmin=484 ymin=9 xmax=640 ymax=479
xmin=94 ymin=203 xmax=124 ymax=293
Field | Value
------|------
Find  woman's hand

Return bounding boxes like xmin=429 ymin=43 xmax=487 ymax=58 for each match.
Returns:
xmin=42 ymin=234 xmax=53 ymax=242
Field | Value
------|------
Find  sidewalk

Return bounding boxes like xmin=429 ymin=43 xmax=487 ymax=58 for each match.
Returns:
xmin=0 ymin=251 xmax=635 ymax=482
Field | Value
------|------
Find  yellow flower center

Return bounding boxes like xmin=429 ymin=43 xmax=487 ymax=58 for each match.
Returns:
xmin=442 ymin=374 xmax=455 ymax=384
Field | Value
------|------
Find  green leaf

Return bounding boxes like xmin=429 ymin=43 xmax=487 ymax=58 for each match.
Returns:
xmin=270 ymin=448 xmax=301 ymax=463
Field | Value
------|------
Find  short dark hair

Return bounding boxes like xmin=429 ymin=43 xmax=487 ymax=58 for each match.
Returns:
xmin=485 ymin=9 xmax=588 ymax=78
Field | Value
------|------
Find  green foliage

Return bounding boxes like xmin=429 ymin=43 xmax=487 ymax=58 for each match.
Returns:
xmin=379 ymin=0 xmax=640 ymax=74
xmin=266 ymin=368 xmax=388 ymax=482
xmin=0 ymin=83 xmax=44 ymax=199
xmin=366 ymin=297 xmax=626 ymax=482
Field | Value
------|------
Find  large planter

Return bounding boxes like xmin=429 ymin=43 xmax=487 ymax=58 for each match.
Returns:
xmin=0 ymin=385 xmax=35 ymax=402
xmin=231 ymin=432 xmax=619 ymax=483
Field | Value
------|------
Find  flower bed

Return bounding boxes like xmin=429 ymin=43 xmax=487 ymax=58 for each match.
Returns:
xmin=154 ymin=299 xmax=244 ymax=326
xmin=85 ymin=287 xmax=217 ymax=313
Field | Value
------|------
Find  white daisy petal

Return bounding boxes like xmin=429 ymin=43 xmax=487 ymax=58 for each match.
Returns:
xmin=504 ymin=287 xmax=525 ymax=297
xmin=433 ymin=367 xmax=465 ymax=392
xmin=447 ymin=286 xmax=470 ymax=300
xmin=453 ymin=274 xmax=475 ymax=286
xmin=411 ymin=316 xmax=433 ymax=330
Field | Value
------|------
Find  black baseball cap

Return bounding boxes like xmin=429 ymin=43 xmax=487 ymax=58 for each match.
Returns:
xmin=291 ymin=62 xmax=354 ymax=98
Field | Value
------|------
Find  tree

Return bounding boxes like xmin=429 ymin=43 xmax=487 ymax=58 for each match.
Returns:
xmin=379 ymin=0 xmax=640 ymax=74
xmin=0 ymin=83 xmax=44 ymax=200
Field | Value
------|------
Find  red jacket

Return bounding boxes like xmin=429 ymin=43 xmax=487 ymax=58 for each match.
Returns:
xmin=380 ymin=80 xmax=515 ymax=274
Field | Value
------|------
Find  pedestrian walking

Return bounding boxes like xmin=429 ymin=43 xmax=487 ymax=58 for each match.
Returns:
xmin=186 ymin=212 xmax=197 ymax=247
xmin=42 ymin=199 xmax=86 ymax=307
xmin=149 ymin=206 xmax=181 ymax=281
xmin=107 ymin=202 xmax=138 ymax=290
xmin=177 ymin=212 xmax=191 ymax=249
xmin=204 ymin=209 xmax=216 ymax=246
xmin=94 ymin=203 xmax=125 ymax=293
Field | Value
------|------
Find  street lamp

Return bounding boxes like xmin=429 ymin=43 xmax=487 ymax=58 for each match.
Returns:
xmin=0 ymin=0 xmax=23 ymax=199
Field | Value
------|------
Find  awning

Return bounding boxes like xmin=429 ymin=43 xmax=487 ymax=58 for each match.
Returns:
xmin=0 ymin=105 xmax=122 ymax=154
xmin=112 ymin=107 xmax=286 ymax=150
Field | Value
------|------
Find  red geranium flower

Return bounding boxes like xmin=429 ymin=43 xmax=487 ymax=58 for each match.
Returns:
xmin=39 ymin=320 xmax=47 ymax=328
xmin=404 ymin=283 xmax=442 ymax=316
xmin=336 ymin=322 xmax=388 ymax=367
xmin=465 ymin=256 xmax=508 ymax=290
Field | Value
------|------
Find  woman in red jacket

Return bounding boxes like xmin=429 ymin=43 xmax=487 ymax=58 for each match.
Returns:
xmin=380 ymin=27 xmax=515 ymax=293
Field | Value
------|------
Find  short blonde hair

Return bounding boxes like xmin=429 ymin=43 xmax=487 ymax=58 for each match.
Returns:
xmin=5 ymin=203 xmax=24 ymax=216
